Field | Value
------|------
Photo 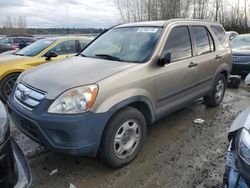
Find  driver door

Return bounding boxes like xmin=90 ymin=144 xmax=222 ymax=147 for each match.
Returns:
xmin=37 ymin=40 xmax=78 ymax=65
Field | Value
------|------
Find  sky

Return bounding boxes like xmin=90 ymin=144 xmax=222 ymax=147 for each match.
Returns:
xmin=0 ymin=0 xmax=122 ymax=28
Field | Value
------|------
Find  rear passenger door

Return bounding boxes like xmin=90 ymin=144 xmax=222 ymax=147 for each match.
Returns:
xmin=155 ymin=26 xmax=198 ymax=114
xmin=189 ymin=26 xmax=217 ymax=91
xmin=210 ymin=25 xmax=231 ymax=70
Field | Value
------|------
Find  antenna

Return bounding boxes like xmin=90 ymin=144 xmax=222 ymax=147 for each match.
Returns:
xmin=66 ymin=6 xmax=69 ymax=57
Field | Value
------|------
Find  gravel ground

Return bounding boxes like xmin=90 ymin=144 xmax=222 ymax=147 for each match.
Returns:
xmin=10 ymin=85 xmax=250 ymax=188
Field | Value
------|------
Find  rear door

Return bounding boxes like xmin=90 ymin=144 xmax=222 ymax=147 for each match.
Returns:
xmin=155 ymin=26 xmax=198 ymax=115
xmin=210 ymin=25 xmax=231 ymax=71
xmin=189 ymin=26 xmax=216 ymax=91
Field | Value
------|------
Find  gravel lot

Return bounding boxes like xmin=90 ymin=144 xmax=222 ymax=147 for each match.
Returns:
xmin=9 ymin=84 xmax=250 ymax=188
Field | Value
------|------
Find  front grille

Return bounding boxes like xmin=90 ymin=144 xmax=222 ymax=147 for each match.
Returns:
xmin=233 ymin=55 xmax=250 ymax=64
xmin=14 ymin=82 xmax=46 ymax=110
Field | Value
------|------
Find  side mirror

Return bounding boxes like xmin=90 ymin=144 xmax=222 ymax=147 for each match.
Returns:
xmin=158 ymin=52 xmax=171 ymax=66
xmin=45 ymin=51 xmax=58 ymax=60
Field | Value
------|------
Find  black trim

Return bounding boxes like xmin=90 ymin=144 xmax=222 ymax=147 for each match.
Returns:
xmin=158 ymin=76 xmax=213 ymax=102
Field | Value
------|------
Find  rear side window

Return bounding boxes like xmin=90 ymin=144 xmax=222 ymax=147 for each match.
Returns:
xmin=191 ymin=26 xmax=215 ymax=55
xmin=211 ymin=25 xmax=227 ymax=48
xmin=163 ymin=26 xmax=192 ymax=62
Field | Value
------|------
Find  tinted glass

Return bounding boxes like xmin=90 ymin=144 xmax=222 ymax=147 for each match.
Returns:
xmin=162 ymin=26 xmax=192 ymax=62
xmin=82 ymin=27 xmax=162 ymax=63
xmin=50 ymin=40 xmax=77 ymax=55
xmin=211 ymin=25 xmax=227 ymax=48
xmin=191 ymin=26 xmax=214 ymax=55
xmin=15 ymin=39 xmax=55 ymax=57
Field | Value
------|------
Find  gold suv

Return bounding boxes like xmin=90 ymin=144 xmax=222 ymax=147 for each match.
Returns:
xmin=8 ymin=20 xmax=232 ymax=168
xmin=0 ymin=36 xmax=92 ymax=101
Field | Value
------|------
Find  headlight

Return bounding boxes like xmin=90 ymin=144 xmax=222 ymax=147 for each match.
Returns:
xmin=238 ymin=128 xmax=250 ymax=164
xmin=48 ymin=85 xmax=98 ymax=114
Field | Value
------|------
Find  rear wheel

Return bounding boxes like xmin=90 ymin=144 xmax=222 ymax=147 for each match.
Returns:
xmin=0 ymin=73 xmax=19 ymax=102
xmin=204 ymin=74 xmax=226 ymax=107
xmin=100 ymin=107 xmax=147 ymax=168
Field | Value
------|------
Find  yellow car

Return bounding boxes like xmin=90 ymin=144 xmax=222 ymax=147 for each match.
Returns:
xmin=0 ymin=36 xmax=92 ymax=101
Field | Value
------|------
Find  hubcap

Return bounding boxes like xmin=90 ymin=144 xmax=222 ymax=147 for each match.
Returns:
xmin=114 ymin=120 xmax=141 ymax=159
xmin=215 ymin=79 xmax=224 ymax=102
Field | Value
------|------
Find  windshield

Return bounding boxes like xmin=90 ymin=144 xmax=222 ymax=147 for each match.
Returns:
xmin=15 ymin=39 xmax=55 ymax=57
xmin=82 ymin=27 xmax=162 ymax=63
xmin=231 ymin=36 xmax=250 ymax=50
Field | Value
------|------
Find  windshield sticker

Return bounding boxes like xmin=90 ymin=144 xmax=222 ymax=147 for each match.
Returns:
xmin=137 ymin=28 xmax=158 ymax=33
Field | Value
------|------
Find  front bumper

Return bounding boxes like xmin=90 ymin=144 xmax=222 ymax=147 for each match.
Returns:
xmin=231 ymin=63 xmax=250 ymax=75
xmin=8 ymin=94 xmax=111 ymax=157
xmin=224 ymin=151 xmax=250 ymax=188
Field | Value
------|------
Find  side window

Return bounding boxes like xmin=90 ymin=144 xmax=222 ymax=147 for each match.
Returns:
xmin=162 ymin=26 xmax=192 ymax=62
xmin=79 ymin=40 xmax=89 ymax=51
xmin=211 ymin=25 xmax=227 ymax=48
xmin=191 ymin=26 xmax=214 ymax=55
xmin=50 ymin=40 xmax=77 ymax=55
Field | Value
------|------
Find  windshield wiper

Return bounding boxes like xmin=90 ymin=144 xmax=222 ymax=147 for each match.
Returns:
xmin=14 ymin=53 xmax=24 ymax=56
xmin=95 ymin=54 xmax=122 ymax=61
xmin=80 ymin=54 xmax=87 ymax=57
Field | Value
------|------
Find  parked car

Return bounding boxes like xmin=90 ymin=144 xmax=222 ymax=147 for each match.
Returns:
xmin=231 ymin=34 xmax=250 ymax=76
xmin=226 ymin=31 xmax=239 ymax=41
xmin=0 ymin=43 xmax=18 ymax=54
xmin=8 ymin=19 xmax=231 ymax=168
xmin=246 ymin=73 xmax=250 ymax=85
xmin=0 ymin=101 xmax=31 ymax=188
xmin=0 ymin=36 xmax=92 ymax=102
xmin=0 ymin=36 xmax=36 ymax=53
xmin=223 ymin=109 xmax=250 ymax=187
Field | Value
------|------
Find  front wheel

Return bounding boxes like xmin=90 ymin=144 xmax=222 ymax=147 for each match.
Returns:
xmin=204 ymin=74 xmax=226 ymax=107
xmin=100 ymin=107 xmax=147 ymax=168
xmin=0 ymin=73 xmax=20 ymax=102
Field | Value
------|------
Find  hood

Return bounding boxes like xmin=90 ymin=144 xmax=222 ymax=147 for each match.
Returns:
xmin=230 ymin=107 xmax=250 ymax=133
xmin=20 ymin=56 xmax=137 ymax=99
xmin=232 ymin=48 xmax=250 ymax=56
xmin=0 ymin=54 xmax=30 ymax=65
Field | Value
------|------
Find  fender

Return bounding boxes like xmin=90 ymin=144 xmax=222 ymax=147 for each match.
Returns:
xmin=96 ymin=94 xmax=156 ymax=124
xmin=213 ymin=62 xmax=231 ymax=82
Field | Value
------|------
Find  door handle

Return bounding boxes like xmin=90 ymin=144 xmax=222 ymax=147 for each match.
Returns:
xmin=188 ymin=62 xmax=198 ymax=68
xmin=215 ymin=55 xmax=222 ymax=60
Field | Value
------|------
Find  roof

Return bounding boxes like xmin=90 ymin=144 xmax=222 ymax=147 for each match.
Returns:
xmin=42 ymin=36 xmax=92 ymax=41
xmin=115 ymin=19 xmax=220 ymax=28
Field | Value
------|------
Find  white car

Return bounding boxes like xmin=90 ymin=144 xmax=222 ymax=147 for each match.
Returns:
xmin=246 ymin=73 xmax=250 ymax=85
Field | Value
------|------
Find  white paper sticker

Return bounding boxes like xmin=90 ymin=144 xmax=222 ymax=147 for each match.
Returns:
xmin=137 ymin=28 xmax=159 ymax=33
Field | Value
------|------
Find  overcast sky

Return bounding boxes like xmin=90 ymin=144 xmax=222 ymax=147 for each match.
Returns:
xmin=0 ymin=0 xmax=122 ymax=28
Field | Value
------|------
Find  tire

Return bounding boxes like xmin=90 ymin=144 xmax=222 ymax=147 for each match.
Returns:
xmin=0 ymin=73 xmax=20 ymax=102
xmin=100 ymin=106 xmax=147 ymax=168
xmin=204 ymin=74 xmax=226 ymax=107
